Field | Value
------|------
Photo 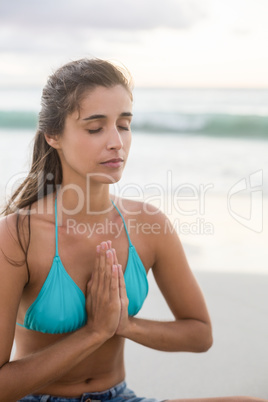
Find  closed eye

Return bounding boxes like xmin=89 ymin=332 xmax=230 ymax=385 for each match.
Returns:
xmin=88 ymin=128 xmax=102 ymax=134
xmin=87 ymin=126 xmax=130 ymax=134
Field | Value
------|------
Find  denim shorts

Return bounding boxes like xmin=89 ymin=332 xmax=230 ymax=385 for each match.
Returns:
xmin=18 ymin=381 xmax=163 ymax=402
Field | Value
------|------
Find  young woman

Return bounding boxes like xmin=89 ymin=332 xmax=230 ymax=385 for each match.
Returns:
xmin=0 ymin=59 xmax=264 ymax=402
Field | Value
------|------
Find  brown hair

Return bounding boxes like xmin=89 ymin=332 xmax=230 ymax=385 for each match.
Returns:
xmin=2 ymin=58 xmax=133 ymax=215
xmin=1 ymin=58 xmax=133 ymax=273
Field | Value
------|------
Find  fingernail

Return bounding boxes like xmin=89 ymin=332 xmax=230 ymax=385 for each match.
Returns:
xmin=101 ymin=242 xmax=106 ymax=250
xmin=96 ymin=245 xmax=101 ymax=253
xmin=106 ymin=249 xmax=112 ymax=256
xmin=112 ymin=264 xmax=117 ymax=272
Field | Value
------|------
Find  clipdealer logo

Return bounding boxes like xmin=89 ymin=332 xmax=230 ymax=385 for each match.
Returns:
xmin=227 ymin=170 xmax=263 ymax=233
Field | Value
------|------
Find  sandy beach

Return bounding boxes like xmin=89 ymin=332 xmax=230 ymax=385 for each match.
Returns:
xmin=123 ymin=193 xmax=268 ymax=400
xmin=125 ymin=270 xmax=268 ymax=400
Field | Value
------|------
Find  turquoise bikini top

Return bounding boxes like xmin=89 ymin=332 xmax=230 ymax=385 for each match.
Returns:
xmin=17 ymin=199 xmax=148 ymax=334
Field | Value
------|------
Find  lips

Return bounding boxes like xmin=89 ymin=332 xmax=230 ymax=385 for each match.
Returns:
xmin=101 ymin=158 xmax=123 ymax=164
xmin=100 ymin=158 xmax=124 ymax=168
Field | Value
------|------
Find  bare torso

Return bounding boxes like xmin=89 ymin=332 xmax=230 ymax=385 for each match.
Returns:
xmin=14 ymin=328 xmax=126 ymax=396
xmin=13 ymin=196 xmax=154 ymax=396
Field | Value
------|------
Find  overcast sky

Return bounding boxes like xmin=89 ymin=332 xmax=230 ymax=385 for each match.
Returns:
xmin=1 ymin=0 xmax=268 ymax=88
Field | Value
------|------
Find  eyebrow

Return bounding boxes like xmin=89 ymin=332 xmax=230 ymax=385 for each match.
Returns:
xmin=82 ymin=112 xmax=133 ymax=121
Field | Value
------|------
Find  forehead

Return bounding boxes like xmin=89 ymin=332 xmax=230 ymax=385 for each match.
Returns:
xmin=77 ymin=85 xmax=132 ymax=119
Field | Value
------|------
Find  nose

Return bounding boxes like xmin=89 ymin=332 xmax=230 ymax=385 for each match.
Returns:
xmin=106 ymin=126 xmax=123 ymax=150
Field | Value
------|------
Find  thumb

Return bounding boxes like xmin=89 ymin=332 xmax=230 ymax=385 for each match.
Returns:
xmin=86 ymin=273 xmax=94 ymax=295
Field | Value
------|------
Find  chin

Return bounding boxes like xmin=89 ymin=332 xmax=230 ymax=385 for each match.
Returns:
xmin=88 ymin=171 xmax=123 ymax=185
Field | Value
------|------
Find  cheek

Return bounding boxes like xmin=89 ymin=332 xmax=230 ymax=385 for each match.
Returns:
xmin=58 ymin=136 xmax=92 ymax=168
xmin=124 ymin=134 xmax=132 ymax=152
xmin=67 ymin=135 xmax=96 ymax=156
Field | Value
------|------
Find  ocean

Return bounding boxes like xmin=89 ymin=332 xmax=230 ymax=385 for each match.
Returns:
xmin=0 ymin=87 xmax=267 ymax=274
xmin=1 ymin=87 xmax=268 ymax=138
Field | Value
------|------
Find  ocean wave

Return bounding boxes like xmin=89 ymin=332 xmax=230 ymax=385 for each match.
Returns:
xmin=0 ymin=110 xmax=38 ymax=130
xmin=131 ymin=112 xmax=268 ymax=138
xmin=0 ymin=109 xmax=268 ymax=139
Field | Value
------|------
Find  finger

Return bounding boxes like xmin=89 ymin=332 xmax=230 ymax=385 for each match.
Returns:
xmin=112 ymin=248 xmax=118 ymax=265
xmin=94 ymin=244 xmax=101 ymax=270
xmin=86 ymin=280 xmax=92 ymax=312
xmin=91 ymin=245 xmax=101 ymax=295
xmin=99 ymin=242 xmax=108 ymax=271
xmin=86 ymin=276 xmax=93 ymax=294
xmin=89 ymin=268 xmax=98 ymax=298
xmin=97 ymin=248 xmax=112 ymax=295
xmin=96 ymin=242 xmax=108 ymax=297
xmin=105 ymin=249 xmax=113 ymax=270
xmin=107 ymin=241 xmax=115 ymax=265
xmin=110 ymin=264 xmax=119 ymax=300
xmin=118 ymin=264 xmax=128 ymax=300
xmin=87 ymin=272 xmax=98 ymax=313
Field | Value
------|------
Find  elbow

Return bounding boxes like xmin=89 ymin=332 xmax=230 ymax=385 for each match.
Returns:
xmin=197 ymin=323 xmax=213 ymax=353
xmin=190 ymin=321 xmax=213 ymax=353
xmin=199 ymin=332 xmax=213 ymax=352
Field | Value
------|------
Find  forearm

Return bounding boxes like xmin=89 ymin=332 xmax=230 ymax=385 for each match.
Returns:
xmin=121 ymin=317 xmax=213 ymax=353
xmin=0 ymin=327 xmax=106 ymax=402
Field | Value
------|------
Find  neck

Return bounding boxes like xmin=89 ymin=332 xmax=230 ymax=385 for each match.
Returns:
xmin=56 ymin=182 xmax=113 ymax=223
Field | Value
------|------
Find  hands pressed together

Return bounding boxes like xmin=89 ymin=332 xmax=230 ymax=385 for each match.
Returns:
xmin=86 ymin=241 xmax=130 ymax=340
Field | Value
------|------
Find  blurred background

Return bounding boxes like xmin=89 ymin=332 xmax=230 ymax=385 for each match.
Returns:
xmin=1 ymin=0 xmax=268 ymax=398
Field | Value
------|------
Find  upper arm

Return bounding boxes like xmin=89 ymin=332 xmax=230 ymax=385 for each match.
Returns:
xmin=0 ymin=215 xmax=29 ymax=367
xmin=149 ymin=208 xmax=211 ymax=326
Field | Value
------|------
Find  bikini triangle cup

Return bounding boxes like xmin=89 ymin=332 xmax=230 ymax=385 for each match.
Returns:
xmin=17 ymin=199 xmax=149 ymax=334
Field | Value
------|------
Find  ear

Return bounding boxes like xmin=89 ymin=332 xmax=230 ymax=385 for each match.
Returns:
xmin=44 ymin=133 xmax=61 ymax=150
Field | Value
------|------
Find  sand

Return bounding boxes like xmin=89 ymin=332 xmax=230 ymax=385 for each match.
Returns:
xmin=125 ymin=270 xmax=268 ymax=400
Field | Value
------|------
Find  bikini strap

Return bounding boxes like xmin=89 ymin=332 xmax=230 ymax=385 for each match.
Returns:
xmin=111 ymin=200 xmax=132 ymax=246
xmin=55 ymin=197 xmax=59 ymax=256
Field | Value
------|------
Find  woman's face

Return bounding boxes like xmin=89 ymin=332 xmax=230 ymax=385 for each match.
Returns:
xmin=55 ymin=85 xmax=133 ymax=186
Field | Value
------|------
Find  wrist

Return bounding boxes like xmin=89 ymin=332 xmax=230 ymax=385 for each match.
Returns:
xmin=117 ymin=316 xmax=135 ymax=338
xmin=81 ymin=325 xmax=112 ymax=345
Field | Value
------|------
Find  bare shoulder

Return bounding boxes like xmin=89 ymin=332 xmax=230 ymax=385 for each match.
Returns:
xmin=117 ymin=197 xmax=187 ymax=258
xmin=0 ymin=196 xmax=55 ymax=286
xmin=114 ymin=197 xmax=168 ymax=223
xmin=114 ymin=197 xmax=175 ymax=248
xmin=0 ymin=212 xmax=29 ymax=279
xmin=119 ymin=199 xmax=174 ymax=235
xmin=0 ymin=212 xmax=24 ymax=253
